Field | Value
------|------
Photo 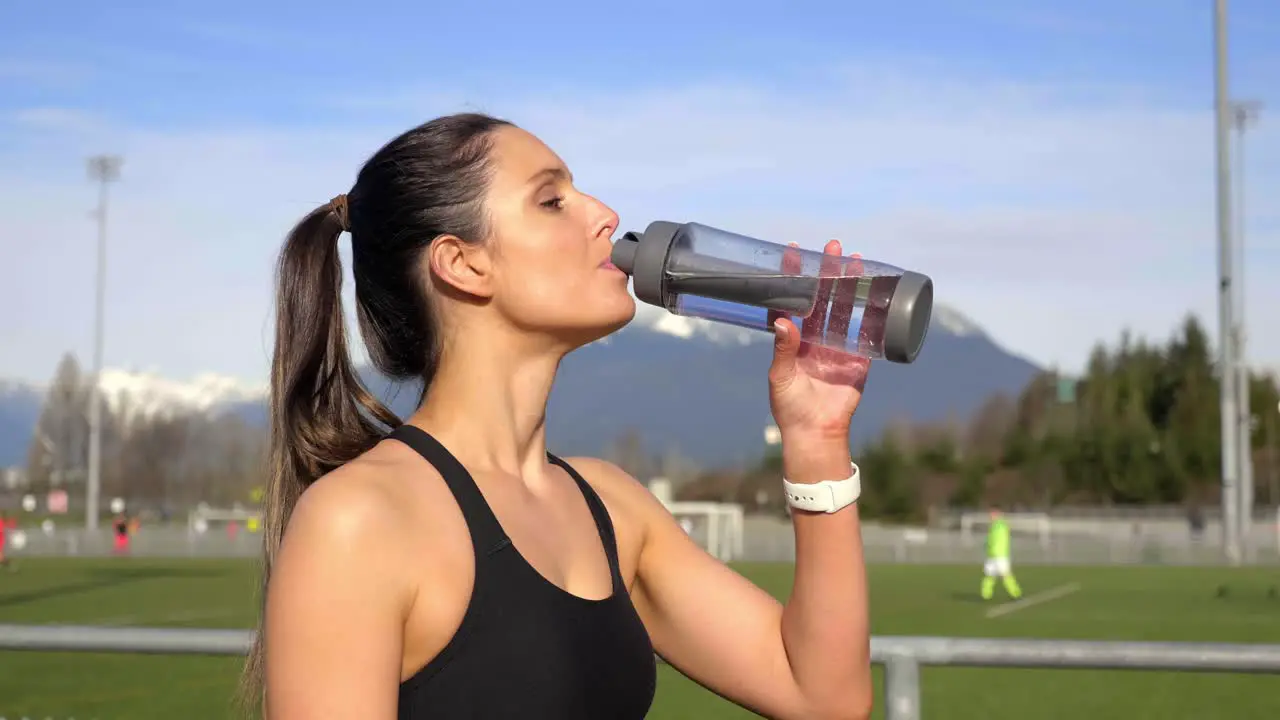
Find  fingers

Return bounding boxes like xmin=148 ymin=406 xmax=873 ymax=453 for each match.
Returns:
xmin=767 ymin=242 xmax=806 ymax=330
xmin=782 ymin=241 xmax=804 ymax=275
xmin=862 ymin=276 xmax=894 ymax=355
xmin=802 ymin=240 xmax=842 ymax=342
xmin=768 ymin=316 xmax=802 ymax=392
xmin=826 ymin=250 xmax=861 ymax=346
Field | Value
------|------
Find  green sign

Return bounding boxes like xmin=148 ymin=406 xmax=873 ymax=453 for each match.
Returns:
xmin=1056 ymin=377 xmax=1077 ymax=404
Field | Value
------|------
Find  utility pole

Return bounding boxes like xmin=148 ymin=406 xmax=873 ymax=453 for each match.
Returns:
xmin=86 ymin=155 xmax=122 ymax=532
xmin=1231 ymin=99 xmax=1261 ymax=560
xmin=1212 ymin=0 xmax=1240 ymax=565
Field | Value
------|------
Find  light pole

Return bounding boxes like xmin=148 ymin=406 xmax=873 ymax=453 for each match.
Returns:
xmin=86 ymin=154 xmax=122 ymax=531
xmin=1212 ymin=0 xmax=1240 ymax=565
xmin=1231 ymin=99 xmax=1261 ymax=559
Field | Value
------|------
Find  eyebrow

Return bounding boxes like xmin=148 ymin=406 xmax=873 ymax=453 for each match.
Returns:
xmin=526 ymin=166 xmax=572 ymax=185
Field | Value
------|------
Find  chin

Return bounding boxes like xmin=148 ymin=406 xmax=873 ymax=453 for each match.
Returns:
xmin=564 ymin=296 xmax=636 ymax=349
xmin=605 ymin=297 xmax=638 ymax=333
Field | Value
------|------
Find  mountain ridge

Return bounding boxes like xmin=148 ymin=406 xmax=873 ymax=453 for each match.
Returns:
xmin=0 ymin=303 xmax=1042 ymax=469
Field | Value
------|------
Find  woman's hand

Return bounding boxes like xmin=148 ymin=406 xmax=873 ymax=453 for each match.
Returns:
xmin=766 ymin=239 xmax=870 ymax=445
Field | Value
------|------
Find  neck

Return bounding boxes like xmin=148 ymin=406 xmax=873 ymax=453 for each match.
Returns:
xmin=410 ymin=327 xmax=566 ymax=480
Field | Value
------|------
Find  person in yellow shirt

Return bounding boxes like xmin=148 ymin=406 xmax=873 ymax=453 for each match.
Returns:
xmin=981 ymin=508 xmax=1023 ymax=601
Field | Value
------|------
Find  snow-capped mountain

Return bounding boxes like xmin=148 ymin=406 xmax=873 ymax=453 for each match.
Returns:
xmin=545 ymin=302 xmax=1042 ymax=466
xmin=0 ymin=371 xmax=267 ymax=469
xmin=628 ymin=303 xmax=760 ymax=346
xmin=931 ymin=305 xmax=989 ymax=339
xmin=97 ymin=369 xmax=267 ymax=423
xmin=0 ymin=303 xmax=1041 ymax=468
xmin=356 ymin=302 xmax=1045 ymax=466
xmin=630 ymin=301 xmax=997 ymax=349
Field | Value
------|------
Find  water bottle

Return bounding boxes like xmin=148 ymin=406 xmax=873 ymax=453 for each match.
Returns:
xmin=611 ymin=221 xmax=934 ymax=363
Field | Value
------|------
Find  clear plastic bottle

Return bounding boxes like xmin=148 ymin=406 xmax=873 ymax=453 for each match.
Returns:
xmin=611 ymin=221 xmax=934 ymax=363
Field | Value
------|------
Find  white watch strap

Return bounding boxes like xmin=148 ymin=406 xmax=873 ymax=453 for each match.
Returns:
xmin=782 ymin=463 xmax=861 ymax=513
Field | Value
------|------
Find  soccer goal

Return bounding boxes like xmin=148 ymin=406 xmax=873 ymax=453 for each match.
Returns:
xmin=668 ymin=501 xmax=745 ymax=562
xmin=187 ymin=504 xmax=262 ymax=536
xmin=960 ymin=511 xmax=1052 ymax=550
xmin=646 ymin=477 xmax=745 ymax=562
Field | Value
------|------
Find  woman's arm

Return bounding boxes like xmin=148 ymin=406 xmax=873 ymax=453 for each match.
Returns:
xmin=263 ymin=469 xmax=416 ymax=719
xmin=776 ymin=437 xmax=872 ymax=717
xmin=606 ymin=239 xmax=874 ymax=720
xmin=582 ymin=444 xmax=871 ymax=720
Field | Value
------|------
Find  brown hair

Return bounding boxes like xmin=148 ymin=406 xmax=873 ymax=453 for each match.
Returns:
xmin=238 ymin=112 xmax=514 ymax=713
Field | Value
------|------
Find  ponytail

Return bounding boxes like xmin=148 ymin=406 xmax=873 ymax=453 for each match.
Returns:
xmin=238 ymin=200 xmax=401 ymax=712
xmin=237 ymin=111 xmax=515 ymax=713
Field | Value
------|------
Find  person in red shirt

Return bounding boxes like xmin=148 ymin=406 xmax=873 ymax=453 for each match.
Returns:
xmin=112 ymin=513 xmax=131 ymax=554
xmin=0 ymin=513 xmax=16 ymax=570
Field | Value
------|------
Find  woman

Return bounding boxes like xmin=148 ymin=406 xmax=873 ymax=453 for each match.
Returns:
xmin=245 ymin=113 xmax=873 ymax=719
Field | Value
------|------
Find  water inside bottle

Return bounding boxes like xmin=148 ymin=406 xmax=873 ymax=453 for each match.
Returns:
xmin=668 ymin=271 xmax=899 ymax=359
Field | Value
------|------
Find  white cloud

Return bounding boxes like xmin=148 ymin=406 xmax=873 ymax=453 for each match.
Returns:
xmin=1 ymin=66 xmax=1276 ymax=385
xmin=7 ymin=107 xmax=106 ymax=133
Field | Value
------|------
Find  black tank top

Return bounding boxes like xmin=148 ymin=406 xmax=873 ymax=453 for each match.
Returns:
xmin=388 ymin=425 xmax=657 ymax=719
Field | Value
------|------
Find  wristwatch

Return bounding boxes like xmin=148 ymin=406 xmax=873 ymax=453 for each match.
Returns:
xmin=782 ymin=463 xmax=861 ymax=513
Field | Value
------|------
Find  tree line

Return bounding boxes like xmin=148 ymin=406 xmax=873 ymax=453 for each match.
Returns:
xmin=20 ymin=314 xmax=1280 ymax=521
xmin=675 ymin=315 xmax=1280 ymax=520
xmin=23 ymin=354 xmax=264 ymax=512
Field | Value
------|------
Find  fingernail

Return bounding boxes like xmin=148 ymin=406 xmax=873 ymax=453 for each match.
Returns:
xmin=773 ymin=319 xmax=788 ymax=340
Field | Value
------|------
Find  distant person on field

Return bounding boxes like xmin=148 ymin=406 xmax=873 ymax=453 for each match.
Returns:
xmin=0 ymin=512 xmax=13 ymax=570
xmin=111 ymin=513 xmax=131 ymax=555
xmin=243 ymin=113 xmax=875 ymax=720
xmin=981 ymin=507 xmax=1022 ymax=601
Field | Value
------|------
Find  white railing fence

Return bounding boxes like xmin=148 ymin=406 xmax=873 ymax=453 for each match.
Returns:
xmin=2 ymin=624 xmax=1279 ymax=720
xmin=10 ymin=521 xmax=1280 ymax=566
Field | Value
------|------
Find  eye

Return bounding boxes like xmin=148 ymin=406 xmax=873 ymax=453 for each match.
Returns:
xmin=540 ymin=196 xmax=565 ymax=211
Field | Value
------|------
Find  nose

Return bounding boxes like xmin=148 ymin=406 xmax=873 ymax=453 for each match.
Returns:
xmin=588 ymin=194 xmax=619 ymax=240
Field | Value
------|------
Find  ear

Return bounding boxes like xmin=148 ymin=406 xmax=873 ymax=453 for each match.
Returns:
xmin=426 ymin=234 xmax=494 ymax=299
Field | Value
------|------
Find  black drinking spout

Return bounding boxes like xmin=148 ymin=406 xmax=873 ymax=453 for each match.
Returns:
xmin=611 ymin=232 xmax=640 ymax=276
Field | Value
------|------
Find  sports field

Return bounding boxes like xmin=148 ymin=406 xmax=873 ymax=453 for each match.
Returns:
xmin=0 ymin=558 xmax=1277 ymax=719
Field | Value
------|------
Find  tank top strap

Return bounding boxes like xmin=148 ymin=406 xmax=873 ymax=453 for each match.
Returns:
xmin=386 ymin=425 xmax=510 ymax=557
xmin=547 ymin=454 xmax=623 ymax=585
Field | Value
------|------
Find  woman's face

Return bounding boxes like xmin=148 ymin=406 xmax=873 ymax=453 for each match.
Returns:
xmin=477 ymin=126 xmax=636 ymax=346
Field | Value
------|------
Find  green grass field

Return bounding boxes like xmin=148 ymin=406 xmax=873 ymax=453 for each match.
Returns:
xmin=0 ymin=558 xmax=1277 ymax=719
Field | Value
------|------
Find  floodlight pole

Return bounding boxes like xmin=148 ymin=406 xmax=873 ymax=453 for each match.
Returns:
xmin=86 ymin=155 xmax=122 ymax=531
xmin=1212 ymin=0 xmax=1240 ymax=565
xmin=1231 ymin=99 xmax=1261 ymax=560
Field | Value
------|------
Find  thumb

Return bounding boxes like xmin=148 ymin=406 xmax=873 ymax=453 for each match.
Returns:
xmin=768 ymin=318 xmax=801 ymax=389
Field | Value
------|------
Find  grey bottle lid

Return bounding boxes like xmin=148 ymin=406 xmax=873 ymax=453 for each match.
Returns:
xmin=611 ymin=221 xmax=682 ymax=307
xmin=883 ymin=270 xmax=933 ymax=364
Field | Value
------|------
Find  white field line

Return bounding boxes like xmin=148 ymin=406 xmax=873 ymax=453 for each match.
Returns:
xmin=985 ymin=582 xmax=1082 ymax=619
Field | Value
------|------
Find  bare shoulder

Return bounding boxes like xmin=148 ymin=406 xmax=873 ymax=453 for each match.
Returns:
xmin=558 ymin=456 xmax=670 ymax=544
xmin=283 ymin=444 xmax=415 ymax=556
xmin=264 ymin=439 xmax=452 ymax=716
xmin=559 ymin=456 xmax=660 ymax=509
xmin=272 ymin=438 xmax=455 ymax=597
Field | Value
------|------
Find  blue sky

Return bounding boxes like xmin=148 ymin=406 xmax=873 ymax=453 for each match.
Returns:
xmin=2 ymin=0 xmax=1278 ymax=387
